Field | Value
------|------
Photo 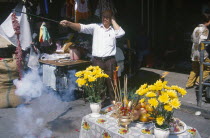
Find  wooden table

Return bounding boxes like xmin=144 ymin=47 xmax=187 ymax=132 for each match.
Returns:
xmin=39 ymin=59 xmax=91 ymax=67
xmin=39 ymin=59 xmax=91 ymax=95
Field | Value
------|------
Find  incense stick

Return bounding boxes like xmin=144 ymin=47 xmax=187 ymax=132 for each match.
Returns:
xmin=111 ymin=80 xmax=118 ymax=102
xmin=114 ymin=87 xmax=118 ymax=102
xmin=125 ymin=74 xmax=127 ymax=98
xmin=119 ymin=79 xmax=122 ymax=102
xmin=116 ymin=81 xmax=120 ymax=102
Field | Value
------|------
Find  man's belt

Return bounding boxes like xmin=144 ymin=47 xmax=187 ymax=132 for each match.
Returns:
xmin=93 ymin=56 xmax=115 ymax=61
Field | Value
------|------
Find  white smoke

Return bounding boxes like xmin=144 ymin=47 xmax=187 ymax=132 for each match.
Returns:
xmin=13 ymin=68 xmax=77 ymax=137
xmin=14 ymin=69 xmax=54 ymax=138
xmin=14 ymin=70 xmax=43 ymax=102
xmin=60 ymin=70 xmax=77 ymax=101
xmin=16 ymin=106 xmax=45 ymax=137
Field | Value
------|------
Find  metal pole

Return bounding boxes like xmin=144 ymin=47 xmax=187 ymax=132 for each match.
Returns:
xmin=198 ymin=43 xmax=205 ymax=107
xmin=13 ymin=10 xmax=60 ymax=24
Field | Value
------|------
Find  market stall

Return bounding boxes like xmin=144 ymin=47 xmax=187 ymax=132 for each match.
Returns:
xmin=1 ymin=0 xmax=129 ymax=104
xmin=0 ymin=0 xmax=126 ymax=102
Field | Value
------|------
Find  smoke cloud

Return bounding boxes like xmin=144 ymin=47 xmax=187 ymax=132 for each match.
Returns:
xmin=13 ymin=67 xmax=78 ymax=137
xmin=14 ymin=70 xmax=44 ymax=102
xmin=59 ymin=70 xmax=77 ymax=101
xmin=13 ymin=70 xmax=53 ymax=138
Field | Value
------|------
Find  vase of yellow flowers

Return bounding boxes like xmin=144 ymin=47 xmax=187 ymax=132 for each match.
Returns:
xmin=136 ymin=80 xmax=187 ymax=138
xmin=75 ymin=66 xmax=109 ymax=117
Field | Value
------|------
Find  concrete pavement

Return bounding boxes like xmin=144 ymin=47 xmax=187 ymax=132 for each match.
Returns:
xmin=140 ymin=67 xmax=210 ymax=115
xmin=174 ymin=109 xmax=210 ymax=138
xmin=0 ymin=94 xmax=89 ymax=138
xmin=0 ymin=67 xmax=210 ymax=138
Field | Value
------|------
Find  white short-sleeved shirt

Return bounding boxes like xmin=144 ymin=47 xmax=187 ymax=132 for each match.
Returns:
xmin=80 ymin=23 xmax=125 ymax=57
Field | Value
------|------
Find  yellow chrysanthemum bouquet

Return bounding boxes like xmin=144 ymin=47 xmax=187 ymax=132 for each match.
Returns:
xmin=75 ymin=66 xmax=109 ymax=103
xmin=136 ymin=80 xmax=187 ymax=129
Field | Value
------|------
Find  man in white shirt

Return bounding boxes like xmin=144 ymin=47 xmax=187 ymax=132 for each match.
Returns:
xmin=60 ymin=10 xmax=125 ymax=104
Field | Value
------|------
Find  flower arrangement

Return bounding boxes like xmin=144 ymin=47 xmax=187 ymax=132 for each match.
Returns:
xmin=75 ymin=66 xmax=109 ymax=103
xmin=136 ymin=80 xmax=187 ymax=129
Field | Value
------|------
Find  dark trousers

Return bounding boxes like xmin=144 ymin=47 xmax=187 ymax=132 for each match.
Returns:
xmin=92 ymin=57 xmax=117 ymax=102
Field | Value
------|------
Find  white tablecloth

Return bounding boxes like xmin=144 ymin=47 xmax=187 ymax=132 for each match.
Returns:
xmin=79 ymin=111 xmax=201 ymax=138
xmin=42 ymin=64 xmax=56 ymax=90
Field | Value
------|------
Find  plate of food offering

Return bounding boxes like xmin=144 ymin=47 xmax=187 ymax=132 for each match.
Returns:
xmin=170 ymin=118 xmax=187 ymax=134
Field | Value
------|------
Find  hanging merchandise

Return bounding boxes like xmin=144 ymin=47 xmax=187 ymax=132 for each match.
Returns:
xmin=39 ymin=22 xmax=51 ymax=43
xmin=28 ymin=33 xmax=40 ymax=70
xmin=61 ymin=3 xmax=66 ymax=18
xmin=44 ymin=0 xmax=49 ymax=14
xmin=27 ymin=45 xmax=40 ymax=70
xmin=36 ymin=4 xmax=41 ymax=15
xmin=75 ymin=0 xmax=90 ymax=22
xmin=88 ymin=0 xmax=98 ymax=15
xmin=96 ymin=0 xmax=117 ymax=17
xmin=0 ymin=4 xmax=32 ymax=50
xmin=11 ymin=12 xmax=22 ymax=80
xmin=66 ymin=0 xmax=75 ymax=19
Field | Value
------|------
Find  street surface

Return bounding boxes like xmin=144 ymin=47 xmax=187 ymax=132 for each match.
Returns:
xmin=174 ymin=109 xmax=210 ymax=138
xmin=0 ymin=97 xmax=210 ymax=138
xmin=0 ymin=67 xmax=210 ymax=138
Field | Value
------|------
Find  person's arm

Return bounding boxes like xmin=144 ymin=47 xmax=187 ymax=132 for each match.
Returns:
xmin=111 ymin=17 xmax=120 ymax=30
xmin=60 ymin=20 xmax=95 ymax=35
xmin=60 ymin=20 xmax=81 ymax=32
xmin=112 ymin=17 xmax=125 ymax=38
